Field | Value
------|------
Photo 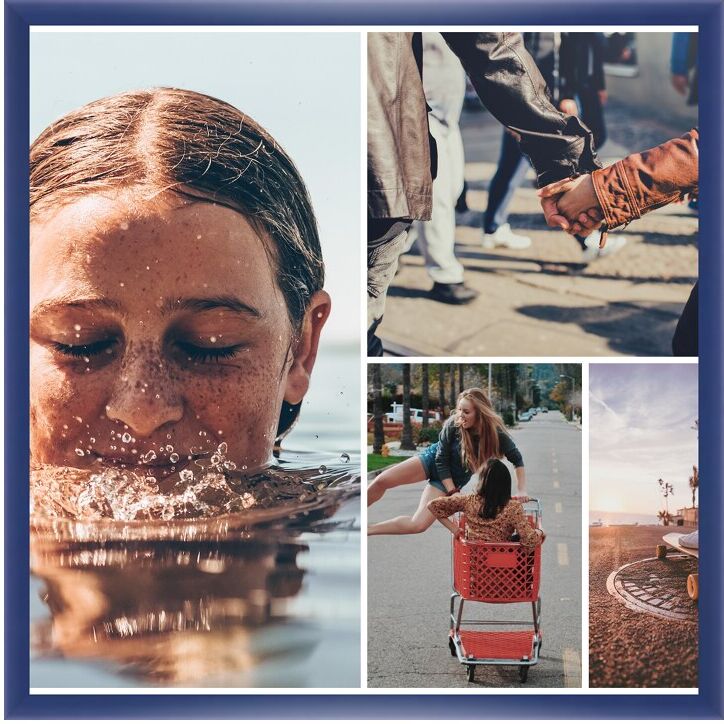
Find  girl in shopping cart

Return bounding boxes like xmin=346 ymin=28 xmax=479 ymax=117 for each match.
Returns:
xmin=427 ymin=458 xmax=544 ymax=545
xmin=368 ymin=388 xmax=526 ymax=536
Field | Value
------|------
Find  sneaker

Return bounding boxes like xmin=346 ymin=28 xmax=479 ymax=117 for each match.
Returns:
xmin=482 ymin=223 xmax=532 ymax=250
xmin=581 ymin=230 xmax=627 ymax=262
xmin=679 ymin=530 xmax=698 ymax=549
xmin=429 ymin=282 xmax=478 ymax=305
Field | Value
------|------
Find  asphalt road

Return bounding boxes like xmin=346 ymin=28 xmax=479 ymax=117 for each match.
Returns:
xmin=367 ymin=410 xmax=582 ymax=688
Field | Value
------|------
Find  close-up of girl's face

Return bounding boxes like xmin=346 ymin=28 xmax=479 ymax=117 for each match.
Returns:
xmin=30 ymin=190 xmax=327 ymax=480
xmin=457 ymin=399 xmax=477 ymax=429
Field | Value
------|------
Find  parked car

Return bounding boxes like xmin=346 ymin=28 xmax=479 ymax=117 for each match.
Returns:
xmin=519 ymin=412 xmax=532 ymax=422
xmin=541 ymin=407 xmax=549 ymax=413
xmin=385 ymin=403 xmax=441 ymax=424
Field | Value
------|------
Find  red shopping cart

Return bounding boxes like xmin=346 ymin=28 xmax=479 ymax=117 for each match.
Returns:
xmin=448 ymin=498 xmax=542 ymax=683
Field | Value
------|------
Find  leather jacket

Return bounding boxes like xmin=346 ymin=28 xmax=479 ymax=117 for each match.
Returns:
xmin=591 ymin=129 xmax=699 ymax=229
xmin=368 ymin=32 xmax=601 ymax=221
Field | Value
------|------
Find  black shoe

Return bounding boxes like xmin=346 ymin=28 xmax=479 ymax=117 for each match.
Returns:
xmin=430 ymin=282 xmax=478 ymax=305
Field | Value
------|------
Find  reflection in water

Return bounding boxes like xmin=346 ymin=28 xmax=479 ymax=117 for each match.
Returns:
xmin=31 ymin=463 xmax=359 ymax=687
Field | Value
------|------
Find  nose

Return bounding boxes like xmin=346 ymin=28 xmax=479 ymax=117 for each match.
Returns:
xmin=104 ymin=345 xmax=184 ymax=438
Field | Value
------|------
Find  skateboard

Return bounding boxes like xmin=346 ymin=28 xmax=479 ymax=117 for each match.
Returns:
xmin=656 ymin=532 xmax=699 ymax=601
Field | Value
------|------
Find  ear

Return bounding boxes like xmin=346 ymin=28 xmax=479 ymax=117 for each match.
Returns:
xmin=283 ymin=290 xmax=331 ymax=405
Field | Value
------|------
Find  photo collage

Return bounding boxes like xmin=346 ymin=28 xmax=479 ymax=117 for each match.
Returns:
xmin=27 ymin=27 xmax=699 ymax=696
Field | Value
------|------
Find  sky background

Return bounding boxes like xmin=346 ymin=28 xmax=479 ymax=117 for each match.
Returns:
xmin=589 ymin=363 xmax=698 ymax=517
xmin=30 ymin=30 xmax=361 ymax=345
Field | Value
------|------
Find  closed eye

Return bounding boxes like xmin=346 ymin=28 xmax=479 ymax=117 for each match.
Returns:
xmin=51 ymin=339 xmax=118 ymax=358
xmin=175 ymin=340 xmax=246 ymax=363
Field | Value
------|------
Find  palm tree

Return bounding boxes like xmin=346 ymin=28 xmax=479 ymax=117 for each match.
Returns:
xmin=438 ymin=364 xmax=446 ymax=417
xmin=400 ymin=365 xmax=415 ymax=450
xmin=371 ymin=365 xmax=385 ymax=454
xmin=421 ymin=365 xmax=430 ymax=427
xmin=689 ymin=465 xmax=698 ymax=508
xmin=657 ymin=510 xmax=672 ymax=526
xmin=657 ymin=478 xmax=674 ymax=525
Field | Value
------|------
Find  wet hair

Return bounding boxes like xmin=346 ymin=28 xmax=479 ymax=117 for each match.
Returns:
xmin=455 ymin=388 xmax=506 ymax=473
xmin=475 ymin=459 xmax=512 ymax=520
xmin=29 ymin=87 xmax=324 ymax=331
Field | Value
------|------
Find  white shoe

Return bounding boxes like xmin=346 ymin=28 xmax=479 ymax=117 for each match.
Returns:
xmin=679 ymin=530 xmax=698 ymax=549
xmin=581 ymin=230 xmax=627 ymax=262
xmin=482 ymin=223 xmax=532 ymax=250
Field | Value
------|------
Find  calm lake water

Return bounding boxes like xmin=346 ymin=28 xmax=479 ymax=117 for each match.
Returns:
xmin=30 ymin=341 xmax=360 ymax=688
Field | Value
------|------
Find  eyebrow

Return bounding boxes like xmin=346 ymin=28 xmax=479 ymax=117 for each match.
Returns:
xmin=31 ymin=295 xmax=262 ymax=321
xmin=162 ymin=296 xmax=263 ymax=318
xmin=31 ymin=296 xmax=123 ymax=320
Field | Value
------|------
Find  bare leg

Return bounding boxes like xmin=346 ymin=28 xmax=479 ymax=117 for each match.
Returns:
xmin=368 ymin=484 xmax=456 ymax=536
xmin=367 ymin=456 xmax=428 ymax=507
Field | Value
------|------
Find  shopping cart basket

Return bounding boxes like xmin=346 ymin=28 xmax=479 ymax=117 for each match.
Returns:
xmin=448 ymin=497 xmax=542 ymax=683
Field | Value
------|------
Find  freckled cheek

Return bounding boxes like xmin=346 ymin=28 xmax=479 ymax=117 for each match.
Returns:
xmin=30 ymin=357 xmax=111 ymax=464
xmin=176 ymin=352 xmax=288 ymax=466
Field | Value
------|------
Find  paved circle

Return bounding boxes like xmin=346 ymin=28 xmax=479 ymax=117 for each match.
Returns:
xmin=606 ymin=555 xmax=698 ymax=622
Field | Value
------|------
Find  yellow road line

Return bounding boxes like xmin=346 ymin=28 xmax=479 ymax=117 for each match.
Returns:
xmin=563 ymin=648 xmax=581 ymax=688
xmin=557 ymin=542 xmax=569 ymax=566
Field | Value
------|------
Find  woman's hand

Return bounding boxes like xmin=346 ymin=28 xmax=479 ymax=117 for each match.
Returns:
xmin=538 ymin=175 xmax=603 ymax=237
xmin=559 ymin=98 xmax=578 ymax=116
xmin=453 ymin=526 xmax=465 ymax=541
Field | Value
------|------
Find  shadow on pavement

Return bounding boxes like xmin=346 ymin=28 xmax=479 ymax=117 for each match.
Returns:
xmin=517 ymin=303 xmax=681 ymax=355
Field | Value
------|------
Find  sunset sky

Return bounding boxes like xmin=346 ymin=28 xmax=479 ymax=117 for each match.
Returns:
xmin=589 ymin=363 xmax=698 ymax=516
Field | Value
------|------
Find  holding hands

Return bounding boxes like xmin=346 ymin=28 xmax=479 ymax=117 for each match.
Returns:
xmin=538 ymin=174 xmax=605 ymax=243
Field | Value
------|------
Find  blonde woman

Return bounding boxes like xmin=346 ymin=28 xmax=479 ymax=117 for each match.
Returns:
xmin=368 ymin=388 xmax=526 ymax=536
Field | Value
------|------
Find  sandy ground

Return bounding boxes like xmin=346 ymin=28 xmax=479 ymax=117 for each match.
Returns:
xmin=589 ymin=525 xmax=698 ymax=688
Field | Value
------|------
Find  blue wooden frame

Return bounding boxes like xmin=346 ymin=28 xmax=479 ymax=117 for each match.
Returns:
xmin=6 ymin=0 xmax=723 ymax=718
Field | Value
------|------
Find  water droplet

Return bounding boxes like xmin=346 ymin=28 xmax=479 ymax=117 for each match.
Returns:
xmin=155 ymin=394 xmax=161 ymax=399
xmin=209 ymin=336 xmax=217 ymax=343
xmin=166 ymin=433 xmax=172 ymax=440
xmin=180 ymin=469 xmax=194 ymax=482
xmin=341 ymin=452 xmax=350 ymax=463
xmin=318 ymin=465 xmax=327 ymax=474
xmin=63 ymin=424 xmax=69 ymax=430
xmin=218 ymin=442 xmax=228 ymax=455
xmin=83 ymin=357 xmax=90 ymax=363
xmin=169 ymin=452 xmax=179 ymax=463
xmin=89 ymin=437 xmax=96 ymax=444
xmin=75 ymin=448 xmax=85 ymax=457
xmin=165 ymin=445 xmax=174 ymax=452
xmin=199 ymin=431 xmax=207 ymax=437
xmin=119 ymin=282 xmax=125 ymax=287
xmin=141 ymin=450 xmax=157 ymax=463
xmin=73 ymin=324 xmax=82 ymax=332
xmin=121 ymin=432 xmax=132 ymax=443
xmin=217 ymin=430 xmax=223 ymax=436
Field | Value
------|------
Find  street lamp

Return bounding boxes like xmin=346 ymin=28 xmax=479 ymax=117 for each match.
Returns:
xmin=559 ymin=374 xmax=577 ymax=422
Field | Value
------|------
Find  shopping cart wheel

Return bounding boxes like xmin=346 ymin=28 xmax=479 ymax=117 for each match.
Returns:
xmin=687 ymin=573 xmax=698 ymax=601
xmin=448 ymin=636 xmax=456 ymax=657
xmin=467 ymin=665 xmax=476 ymax=682
xmin=519 ymin=665 xmax=529 ymax=683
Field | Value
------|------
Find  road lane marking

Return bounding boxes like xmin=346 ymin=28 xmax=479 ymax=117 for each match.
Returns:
xmin=557 ymin=542 xmax=569 ymax=566
xmin=552 ymin=467 xmax=558 ymax=474
xmin=563 ymin=648 xmax=581 ymax=688
xmin=553 ymin=480 xmax=560 ymax=489
xmin=555 ymin=502 xmax=562 ymax=513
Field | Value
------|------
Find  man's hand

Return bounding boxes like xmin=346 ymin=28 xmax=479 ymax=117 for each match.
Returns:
xmin=558 ymin=98 xmax=578 ymax=116
xmin=538 ymin=175 xmax=602 ymax=237
xmin=671 ymin=73 xmax=689 ymax=96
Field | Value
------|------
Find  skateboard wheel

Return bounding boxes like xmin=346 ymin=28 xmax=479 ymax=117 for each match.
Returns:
xmin=467 ymin=664 xmax=476 ymax=682
xmin=687 ymin=573 xmax=698 ymax=601
xmin=656 ymin=544 xmax=667 ymax=559
xmin=519 ymin=665 xmax=529 ymax=683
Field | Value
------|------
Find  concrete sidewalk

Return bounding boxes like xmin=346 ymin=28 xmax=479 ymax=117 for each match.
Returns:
xmin=381 ymin=101 xmax=697 ymax=357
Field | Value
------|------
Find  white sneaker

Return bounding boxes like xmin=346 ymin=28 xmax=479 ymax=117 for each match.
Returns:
xmin=581 ymin=230 xmax=627 ymax=262
xmin=482 ymin=223 xmax=532 ymax=250
xmin=679 ymin=530 xmax=698 ymax=549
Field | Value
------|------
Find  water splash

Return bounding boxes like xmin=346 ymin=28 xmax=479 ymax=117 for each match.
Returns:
xmin=30 ymin=443 xmax=359 ymax=526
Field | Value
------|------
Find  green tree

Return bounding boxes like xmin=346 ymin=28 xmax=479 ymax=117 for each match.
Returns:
xmin=400 ymin=365 xmax=415 ymax=450
xmin=371 ymin=365 xmax=385 ymax=454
